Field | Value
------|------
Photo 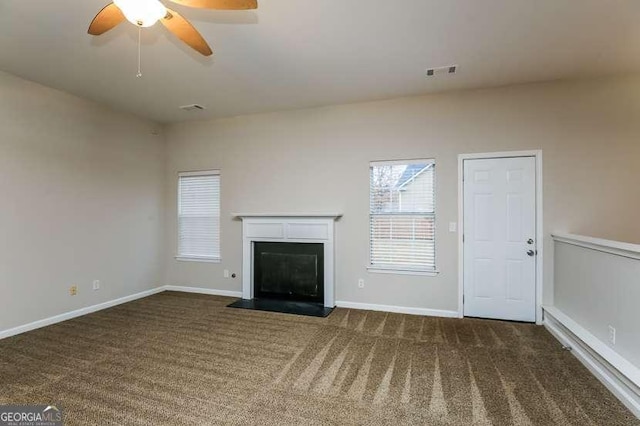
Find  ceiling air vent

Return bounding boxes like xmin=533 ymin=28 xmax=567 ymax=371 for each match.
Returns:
xmin=179 ymin=104 xmax=206 ymax=112
xmin=426 ymin=65 xmax=458 ymax=77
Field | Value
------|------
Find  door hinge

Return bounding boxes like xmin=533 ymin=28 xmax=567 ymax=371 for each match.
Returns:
xmin=462 ymin=234 xmax=465 ymax=242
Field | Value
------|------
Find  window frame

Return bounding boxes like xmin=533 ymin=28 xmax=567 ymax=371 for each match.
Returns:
xmin=367 ymin=159 xmax=439 ymax=276
xmin=175 ymin=169 xmax=221 ymax=263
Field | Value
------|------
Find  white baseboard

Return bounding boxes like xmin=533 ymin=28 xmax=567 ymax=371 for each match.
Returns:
xmin=543 ymin=306 xmax=640 ymax=419
xmin=163 ymin=285 xmax=242 ymax=298
xmin=335 ymin=300 xmax=458 ymax=318
xmin=0 ymin=287 xmax=452 ymax=342
xmin=0 ymin=285 xmax=243 ymax=341
xmin=0 ymin=287 xmax=165 ymax=340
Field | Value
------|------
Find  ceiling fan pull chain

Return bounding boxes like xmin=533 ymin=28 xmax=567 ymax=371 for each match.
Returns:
xmin=136 ymin=25 xmax=142 ymax=78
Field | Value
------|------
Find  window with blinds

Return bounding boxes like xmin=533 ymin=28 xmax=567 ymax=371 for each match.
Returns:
xmin=369 ymin=160 xmax=436 ymax=272
xmin=177 ymin=170 xmax=221 ymax=261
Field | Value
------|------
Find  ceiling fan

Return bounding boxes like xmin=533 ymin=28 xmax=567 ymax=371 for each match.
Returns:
xmin=88 ymin=0 xmax=257 ymax=56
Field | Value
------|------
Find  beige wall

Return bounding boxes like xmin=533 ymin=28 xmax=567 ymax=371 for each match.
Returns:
xmin=0 ymin=71 xmax=165 ymax=331
xmin=164 ymin=74 xmax=640 ymax=313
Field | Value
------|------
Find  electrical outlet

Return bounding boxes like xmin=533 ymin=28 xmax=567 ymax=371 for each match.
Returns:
xmin=224 ymin=269 xmax=230 ymax=278
xmin=449 ymin=222 xmax=457 ymax=232
xmin=358 ymin=278 xmax=365 ymax=289
xmin=70 ymin=285 xmax=77 ymax=296
xmin=608 ymin=326 xmax=616 ymax=345
xmin=92 ymin=280 xmax=101 ymax=291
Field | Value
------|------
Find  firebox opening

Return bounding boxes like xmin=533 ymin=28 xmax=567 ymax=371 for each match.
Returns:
xmin=253 ymin=242 xmax=324 ymax=304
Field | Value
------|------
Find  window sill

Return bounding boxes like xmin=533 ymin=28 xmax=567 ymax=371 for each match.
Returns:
xmin=367 ymin=267 xmax=439 ymax=277
xmin=175 ymin=256 xmax=221 ymax=263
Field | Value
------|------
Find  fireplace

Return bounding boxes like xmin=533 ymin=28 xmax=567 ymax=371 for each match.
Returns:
xmin=254 ymin=242 xmax=324 ymax=303
xmin=233 ymin=213 xmax=341 ymax=310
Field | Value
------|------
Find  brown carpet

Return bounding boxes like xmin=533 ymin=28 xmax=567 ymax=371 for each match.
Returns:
xmin=0 ymin=292 xmax=637 ymax=425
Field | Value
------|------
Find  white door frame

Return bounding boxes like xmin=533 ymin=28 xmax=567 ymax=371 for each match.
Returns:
xmin=457 ymin=150 xmax=543 ymax=324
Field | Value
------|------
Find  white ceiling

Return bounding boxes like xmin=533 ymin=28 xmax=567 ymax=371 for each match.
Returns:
xmin=1 ymin=0 xmax=640 ymax=123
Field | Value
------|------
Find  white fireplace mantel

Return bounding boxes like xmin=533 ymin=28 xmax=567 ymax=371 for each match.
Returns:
xmin=234 ymin=213 xmax=343 ymax=219
xmin=234 ymin=213 xmax=341 ymax=308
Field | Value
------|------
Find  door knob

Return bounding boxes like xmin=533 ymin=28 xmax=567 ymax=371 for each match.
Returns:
xmin=527 ymin=238 xmax=534 ymax=244
xmin=527 ymin=250 xmax=535 ymax=257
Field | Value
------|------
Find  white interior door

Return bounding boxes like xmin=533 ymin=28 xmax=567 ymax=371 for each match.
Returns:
xmin=463 ymin=156 xmax=537 ymax=322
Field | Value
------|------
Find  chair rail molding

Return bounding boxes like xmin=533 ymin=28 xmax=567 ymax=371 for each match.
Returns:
xmin=551 ymin=232 xmax=640 ymax=260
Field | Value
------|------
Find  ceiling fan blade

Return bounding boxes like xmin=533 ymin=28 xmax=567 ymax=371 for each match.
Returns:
xmin=161 ymin=9 xmax=213 ymax=56
xmin=88 ymin=3 xmax=125 ymax=35
xmin=168 ymin=0 xmax=257 ymax=10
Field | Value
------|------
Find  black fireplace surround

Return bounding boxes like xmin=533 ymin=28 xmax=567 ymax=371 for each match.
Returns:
xmin=253 ymin=242 xmax=324 ymax=303
xmin=227 ymin=241 xmax=332 ymax=317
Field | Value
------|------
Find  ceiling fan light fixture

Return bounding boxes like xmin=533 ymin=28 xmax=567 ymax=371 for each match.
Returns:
xmin=89 ymin=0 xmax=251 ymax=56
xmin=113 ymin=0 xmax=167 ymax=27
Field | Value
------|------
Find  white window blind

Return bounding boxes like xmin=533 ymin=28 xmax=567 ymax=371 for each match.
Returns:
xmin=369 ymin=160 xmax=436 ymax=272
xmin=178 ymin=170 xmax=220 ymax=261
